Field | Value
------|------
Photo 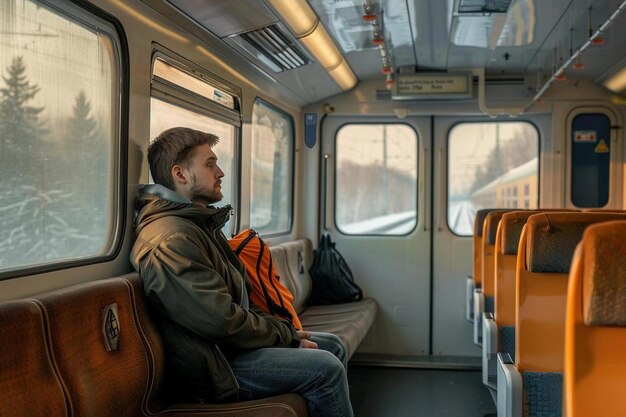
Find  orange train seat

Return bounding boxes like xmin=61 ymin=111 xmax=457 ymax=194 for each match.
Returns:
xmin=482 ymin=210 xmax=525 ymax=389
xmin=492 ymin=210 xmax=579 ymax=359
xmin=476 ymin=210 xmax=514 ymax=351
xmin=482 ymin=211 xmax=515 ymax=314
xmin=483 ymin=209 xmax=576 ymax=390
xmin=471 ymin=208 xmax=505 ymax=344
xmin=497 ymin=211 xmax=626 ymax=417
xmin=564 ymin=221 xmax=626 ymax=417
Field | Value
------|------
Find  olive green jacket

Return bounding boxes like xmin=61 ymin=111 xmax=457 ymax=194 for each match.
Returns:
xmin=130 ymin=184 xmax=299 ymax=402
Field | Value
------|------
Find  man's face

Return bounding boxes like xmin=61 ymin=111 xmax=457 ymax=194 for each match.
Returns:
xmin=185 ymin=144 xmax=224 ymax=205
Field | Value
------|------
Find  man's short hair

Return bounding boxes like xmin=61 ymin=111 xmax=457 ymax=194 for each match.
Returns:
xmin=148 ymin=127 xmax=219 ymax=189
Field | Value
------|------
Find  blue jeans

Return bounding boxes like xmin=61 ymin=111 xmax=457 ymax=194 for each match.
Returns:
xmin=230 ymin=332 xmax=354 ymax=417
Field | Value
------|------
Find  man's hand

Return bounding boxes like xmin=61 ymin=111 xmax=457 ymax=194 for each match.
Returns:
xmin=297 ymin=330 xmax=318 ymax=349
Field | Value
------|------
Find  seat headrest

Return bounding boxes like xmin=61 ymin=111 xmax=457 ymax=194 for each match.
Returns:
xmin=474 ymin=209 xmax=500 ymax=237
xmin=582 ymin=221 xmax=626 ymax=326
xmin=485 ymin=211 xmax=512 ymax=245
xmin=501 ymin=211 xmax=541 ymax=255
xmin=500 ymin=210 xmax=580 ymax=254
xmin=526 ymin=212 xmax=626 ymax=273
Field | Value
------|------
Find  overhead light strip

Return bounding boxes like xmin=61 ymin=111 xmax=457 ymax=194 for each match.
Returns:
xmin=266 ymin=0 xmax=358 ymax=90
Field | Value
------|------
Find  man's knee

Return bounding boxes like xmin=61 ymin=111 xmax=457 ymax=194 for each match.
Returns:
xmin=312 ymin=350 xmax=346 ymax=385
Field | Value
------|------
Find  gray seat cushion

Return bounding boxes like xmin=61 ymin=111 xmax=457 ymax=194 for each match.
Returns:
xmin=271 ymin=239 xmax=377 ymax=360
xmin=300 ymin=298 xmax=377 ymax=359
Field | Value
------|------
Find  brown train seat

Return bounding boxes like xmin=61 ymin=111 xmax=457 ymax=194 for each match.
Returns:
xmin=564 ymin=221 xmax=626 ymax=417
xmin=1 ymin=236 xmax=377 ymax=416
xmin=0 ymin=300 xmax=69 ymax=417
xmin=1 ymin=275 xmax=307 ymax=417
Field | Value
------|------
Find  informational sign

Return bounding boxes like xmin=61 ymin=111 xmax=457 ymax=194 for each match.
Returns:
xmin=392 ymin=73 xmax=472 ymax=100
xmin=595 ymin=139 xmax=609 ymax=153
xmin=213 ymin=88 xmax=234 ymax=108
xmin=573 ymin=130 xmax=597 ymax=142
xmin=304 ymin=113 xmax=317 ymax=149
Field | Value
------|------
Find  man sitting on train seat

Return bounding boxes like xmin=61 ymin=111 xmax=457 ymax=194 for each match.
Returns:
xmin=130 ymin=127 xmax=353 ymax=417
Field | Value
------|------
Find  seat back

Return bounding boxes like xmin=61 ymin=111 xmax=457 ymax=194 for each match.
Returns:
xmin=517 ymin=212 xmax=626 ymax=373
xmin=473 ymin=208 xmax=500 ymax=287
xmin=482 ymin=210 xmax=513 ymax=305
xmin=0 ymin=300 xmax=69 ymax=417
xmin=272 ymin=240 xmax=314 ymax=314
xmin=565 ymin=221 xmax=626 ymax=417
xmin=34 ymin=276 xmax=153 ymax=417
xmin=496 ymin=209 xmax=579 ymax=326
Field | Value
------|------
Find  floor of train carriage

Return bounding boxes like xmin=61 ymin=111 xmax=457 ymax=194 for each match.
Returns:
xmin=348 ymin=366 xmax=496 ymax=417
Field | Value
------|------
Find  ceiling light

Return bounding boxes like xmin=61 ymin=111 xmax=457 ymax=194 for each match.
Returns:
xmin=591 ymin=33 xmax=605 ymax=45
xmin=573 ymin=55 xmax=585 ymax=70
xmin=327 ymin=58 xmax=357 ymax=90
xmin=605 ymin=66 xmax=626 ymax=93
xmin=299 ymin=25 xmax=342 ymax=70
xmin=265 ymin=0 xmax=317 ymax=37
xmin=266 ymin=0 xmax=358 ymax=90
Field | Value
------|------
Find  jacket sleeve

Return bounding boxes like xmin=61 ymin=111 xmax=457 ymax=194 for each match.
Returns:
xmin=139 ymin=231 xmax=300 ymax=350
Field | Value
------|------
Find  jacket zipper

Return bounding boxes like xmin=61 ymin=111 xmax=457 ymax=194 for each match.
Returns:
xmin=208 ymin=227 xmax=248 ymax=310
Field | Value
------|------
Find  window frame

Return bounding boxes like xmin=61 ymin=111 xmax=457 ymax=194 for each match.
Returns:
xmin=150 ymin=46 xmax=243 ymax=234
xmin=445 ymin=120 xmax=541 ymax=237
xmin=249 ymin=97 xmax=296 ymax=237
xmin=0 ymin=0 xmax=129 ymax=281
xmin=333 ymin=122 xmax=419 ymax=237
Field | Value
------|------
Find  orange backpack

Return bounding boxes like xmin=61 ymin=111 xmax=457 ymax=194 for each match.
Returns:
xmin=228 ymin=229 xmax=302 ymax=330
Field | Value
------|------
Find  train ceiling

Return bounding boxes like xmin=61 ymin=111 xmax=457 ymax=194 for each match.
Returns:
xmin=162 ymin=0 xmax=626 ymax=105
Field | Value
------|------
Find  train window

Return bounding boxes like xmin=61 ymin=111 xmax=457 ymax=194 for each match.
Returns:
xmin=150 ymin=55 xmax=240 ymax=235
xmin=570 ymin=113 xmax=611 ymax=208
xmin=0 ymin=0 xmax=122 ymax=275
xmin=335 ymin=124 xmax=418 ymax=236
xmin=249 ymin=99 xmax=294 ymax=235
xmin=448 ymin=122 xmax=539 ymax=236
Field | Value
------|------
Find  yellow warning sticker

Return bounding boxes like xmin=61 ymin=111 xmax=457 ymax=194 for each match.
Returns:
xmin=595 ymin=139 xmax=609 ymax=153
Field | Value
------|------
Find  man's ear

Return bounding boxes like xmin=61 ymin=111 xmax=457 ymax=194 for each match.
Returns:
xmin=171 ymin=164 xmax=187 ymax=186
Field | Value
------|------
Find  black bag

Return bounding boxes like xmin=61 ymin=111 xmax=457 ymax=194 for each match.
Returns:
xmin=309 ymin=234 xmax=363 ymax=305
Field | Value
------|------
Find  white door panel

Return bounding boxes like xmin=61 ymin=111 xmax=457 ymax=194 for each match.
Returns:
xmin=431 ymin=115 xmax=550 ymax=357
xmin=321 ymin=116 xmax=432 ymax=356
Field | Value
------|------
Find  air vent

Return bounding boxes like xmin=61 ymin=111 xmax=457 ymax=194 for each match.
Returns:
xmin=457 ymin=0 xmax=513 ymax=14
xmin=235 ymin=24 xmax=311 ymax=72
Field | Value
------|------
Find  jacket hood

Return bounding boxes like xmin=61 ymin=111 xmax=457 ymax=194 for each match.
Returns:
xmin=134 ymin=184 xmax=232 ymax=233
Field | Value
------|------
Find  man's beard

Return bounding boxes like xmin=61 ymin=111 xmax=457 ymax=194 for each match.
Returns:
xmin=190 ymin=174 xmax=223 ymax=204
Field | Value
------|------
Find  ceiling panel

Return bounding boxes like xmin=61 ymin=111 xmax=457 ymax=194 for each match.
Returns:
xmin=166 ymin=0 xmax=278 ymax=38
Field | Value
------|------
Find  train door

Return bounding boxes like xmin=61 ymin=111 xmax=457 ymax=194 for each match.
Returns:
xmin=431 ymin=115 xmax=550 ymax=357
xmin=564 ymin=107 xmax=623 ymax=210
xmin=320 ymin=116 xmax=432 ymax=358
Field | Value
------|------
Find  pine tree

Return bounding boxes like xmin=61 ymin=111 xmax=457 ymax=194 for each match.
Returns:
xmin=68 ymin=91 xmax=98 ymax=148
xmin=65 ymin=91 xmax=107 ymax=243
xmin=0 ymin=56 xmax=47 ymax=178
